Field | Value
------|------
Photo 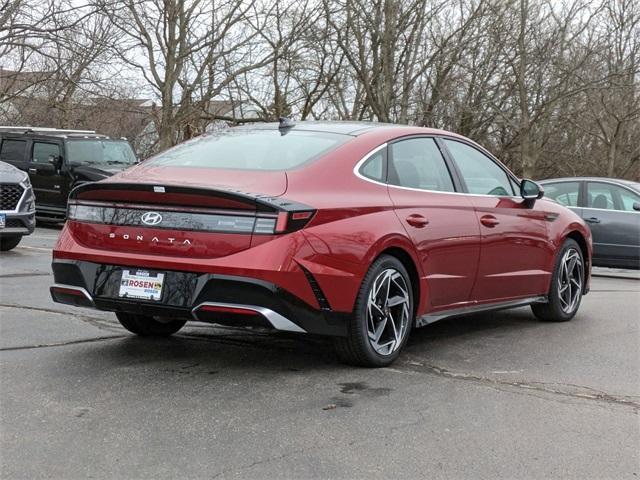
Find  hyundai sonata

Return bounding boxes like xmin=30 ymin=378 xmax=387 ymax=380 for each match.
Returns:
xmin=50 ymin=121 xmax=591 ymax=367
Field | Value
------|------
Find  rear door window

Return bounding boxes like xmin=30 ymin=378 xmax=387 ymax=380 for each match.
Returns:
xmin=0 ymin=139 xmax=27 ymax=164
xmin=388 ymin=138 xmax=454 ymax=192
xmin=543 ymin=182 xmax=580 ymax=207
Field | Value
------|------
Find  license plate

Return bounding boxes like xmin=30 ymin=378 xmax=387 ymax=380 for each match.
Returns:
xmin=0 ymin=214 xmax=5 ymax=229
xmin=119 ymin=269 xmax=165 ymax=301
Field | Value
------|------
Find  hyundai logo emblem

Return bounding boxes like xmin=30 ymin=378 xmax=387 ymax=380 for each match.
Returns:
xmin=141 ymin=211 xmax=163 ymax=226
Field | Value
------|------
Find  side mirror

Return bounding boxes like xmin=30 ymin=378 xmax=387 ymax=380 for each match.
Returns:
xmin=520 ymin=179 xmax=544 ymax=202
xmin=633 ymin=202 xmax=640 ymax=212
xmin=48 ymin=154 xmax=62 ymax=169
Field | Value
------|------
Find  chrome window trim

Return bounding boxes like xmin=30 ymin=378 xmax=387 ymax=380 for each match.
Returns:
xmin=353 ymin=143 xmax=388 ymax=186
xmin=192 ymin=302 xmax=306 ymax=333
xmin=353 ymin=143 xmax=523 ymax=200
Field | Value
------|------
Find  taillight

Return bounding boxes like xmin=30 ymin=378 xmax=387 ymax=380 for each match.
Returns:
xmin=274 ymin=210 xmax=316 ymax=233
xmin=66 ymin=201 xmax=314 ymax=235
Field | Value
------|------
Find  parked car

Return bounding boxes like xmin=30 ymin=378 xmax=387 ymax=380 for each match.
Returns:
xmin=0 ymin=160 xmax=36 ymax=251
xmin=49 ymin=120 xmax=592 ymax=367
xmin=540 ymin=177 xmax=640 ymax=270
xmin=0 ymin=127 xmax=137 ymax=221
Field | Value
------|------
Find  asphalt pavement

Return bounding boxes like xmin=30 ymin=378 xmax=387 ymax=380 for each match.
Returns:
xmin=1 ymin=227 xmax=639 ymax=479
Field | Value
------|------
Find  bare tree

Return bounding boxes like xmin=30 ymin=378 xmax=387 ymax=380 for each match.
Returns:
xmin=103 ymin=0 xmax=276 ymax=150
xmin=0 ymin=0 xmax=637 ymax=178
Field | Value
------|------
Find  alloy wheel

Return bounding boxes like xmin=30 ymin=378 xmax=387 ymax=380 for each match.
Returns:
xmin=366 ymin=268 xmax=411 ymax=356
xmin=557 ymin=247 xmax=583 ymax=314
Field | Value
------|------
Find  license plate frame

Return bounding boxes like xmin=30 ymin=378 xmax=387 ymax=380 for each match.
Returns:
xmin=118 ymin=269 xmax=165 ymax=301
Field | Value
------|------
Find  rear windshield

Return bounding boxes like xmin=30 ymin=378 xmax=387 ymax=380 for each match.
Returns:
xmin=148 ymin=129 xmax=349 ymax=170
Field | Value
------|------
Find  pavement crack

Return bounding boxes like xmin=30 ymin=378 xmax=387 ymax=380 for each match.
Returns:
xmin=211 ymin=448 xmax=307 ymax=478
xmin=0 ymin=272 xmax=51 ymax=279
xmin=0 ymin=335 xmax=126 ymax=351
xmin=401 ymin=358 xmax=639 ymax=410
xmin=0 ymin=303 xmax=122 ymax=332
xmin=388 ymin=409 xmax=428 ymax=435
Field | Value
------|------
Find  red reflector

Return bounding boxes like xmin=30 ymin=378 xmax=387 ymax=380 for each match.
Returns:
xmin=199 ymin=305 xmax=258 ymax=316
xmin=52 ymin=287 xmax=84 ymax=296
xmin=275 ymin=212 xmax=288 ymax=233
xmin=291 ymin=211 xmax=313 ymax=220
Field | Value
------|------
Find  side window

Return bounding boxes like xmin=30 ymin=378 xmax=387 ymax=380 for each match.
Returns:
xmin=359 ymin=150 xmax=385 ymax=182
xmin=619 ymin=188 xmax=640 ymax=212
xmin=543 ymin=182 xmax=580 ymax=207
xmin=388 ymin=138 xmax=454 ymax=192
xmin=0 ymin=139 xmax=27 ymax=163
xmin=443 ymin=139 xmax=514 ymax=196
xmin=32 ymin=142 xmax=61 ymax=163
xmin=587 ymin=182 xmax=639 ymax=212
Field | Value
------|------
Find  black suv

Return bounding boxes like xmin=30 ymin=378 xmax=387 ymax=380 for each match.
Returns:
xmin=0 ymin=127 xmax=137 ymax=220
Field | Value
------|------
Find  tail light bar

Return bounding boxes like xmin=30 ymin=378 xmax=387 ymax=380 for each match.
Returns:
xmin=67 ymin=200 xmax=315 ymax=235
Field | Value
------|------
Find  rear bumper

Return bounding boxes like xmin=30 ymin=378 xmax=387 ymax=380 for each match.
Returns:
xmin=51 ymin=259 xmax=350 ymax=336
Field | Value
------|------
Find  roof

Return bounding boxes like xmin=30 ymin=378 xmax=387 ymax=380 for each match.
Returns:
xmin=541 ymin=176 xmax=637 ymax=184
xmin=0 ymin=127 xmax=110 ymax=140
xmin=242 ymin=120 xmax=403 ymax=136
xmin=540 ymin=177 xmax=640 ymax=190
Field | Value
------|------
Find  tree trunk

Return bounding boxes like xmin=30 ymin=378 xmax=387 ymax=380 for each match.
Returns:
xmin=517 ymin=0 xmax=534 ymax=178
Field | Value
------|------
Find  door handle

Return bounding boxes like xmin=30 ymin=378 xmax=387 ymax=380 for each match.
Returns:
xmin=28 ymin=167 xmax=37 ymax=174
xmin=406 ymin=214 xmax=429 ymax=228
xmin=480 ymin=215 xmax=500 ymax=227
xmin=585 ymin=217 xmax=601 ymax=224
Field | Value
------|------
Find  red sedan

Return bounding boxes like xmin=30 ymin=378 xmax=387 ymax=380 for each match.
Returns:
xmin=50 ymin=121 xmax=592 ymax=367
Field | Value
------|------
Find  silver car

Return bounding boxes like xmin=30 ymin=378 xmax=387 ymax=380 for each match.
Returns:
xmin=540 ymin=177 xmax=640 ymax=269
xmin=0 ymin=160 xmax=36 ymax=251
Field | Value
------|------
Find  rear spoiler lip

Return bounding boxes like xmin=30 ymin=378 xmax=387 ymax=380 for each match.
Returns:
xmin=69 ymin=181 xmax=313 ymax=213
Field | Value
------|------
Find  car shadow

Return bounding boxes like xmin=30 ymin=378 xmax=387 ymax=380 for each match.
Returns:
xmin=409 ymin=307 xmax=539 ymax=343
xmin=60 ymin=326 xmax=343 ymax=377
xmin=57 ymin=307 xmax=542 ymax=376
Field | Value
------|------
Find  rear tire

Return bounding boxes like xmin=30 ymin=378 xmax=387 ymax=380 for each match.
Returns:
xmin=531 ymin=238 xmax=584 ymax=322
xmin=116 ymin=312 xmax=187 ymax=337
xmin=333 ymin=255 xmax=414 ymax=367
xmin=0 ymin=235 xmax=22 ymax=251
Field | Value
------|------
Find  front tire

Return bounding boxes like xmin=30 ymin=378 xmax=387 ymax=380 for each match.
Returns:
xmin=0 ymin=235 xmax=22 ymax=251
xmin=531 ymin=238 xmax=584 ymax=322
xmin=116 ymin=312 xmax=187 ymax=337
xmin=333 ymin=255 xmax=414 ymax=367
